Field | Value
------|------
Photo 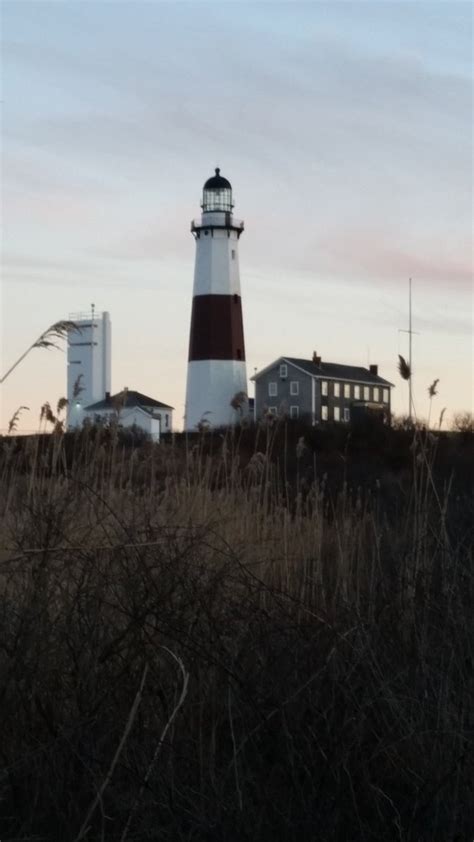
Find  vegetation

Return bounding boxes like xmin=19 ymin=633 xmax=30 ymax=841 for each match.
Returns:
xmin=0 ymin=422 xmax=472 ymax=841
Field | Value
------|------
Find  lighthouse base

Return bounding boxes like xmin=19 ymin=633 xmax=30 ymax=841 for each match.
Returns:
xmin=185 ymin=359 xmax=248 ymax=431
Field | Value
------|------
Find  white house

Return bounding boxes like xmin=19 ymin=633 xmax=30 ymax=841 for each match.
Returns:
xmin=84 ymin=389 xmax=174 ymax=442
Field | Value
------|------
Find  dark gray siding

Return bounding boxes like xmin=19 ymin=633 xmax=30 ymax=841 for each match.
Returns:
xmin=254 ymin=360 xmax=392 ymax=424
xmin=254 ymin=361 xmax=313 ymax=421
xmin=318 ymin=378 xmax=391 ymax=423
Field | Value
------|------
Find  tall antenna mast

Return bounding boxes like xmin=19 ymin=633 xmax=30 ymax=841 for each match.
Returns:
xmin=409 ymin=277 xmax=413 ymax=422
xmin=398 ymin=278 xmax=419 ymax=424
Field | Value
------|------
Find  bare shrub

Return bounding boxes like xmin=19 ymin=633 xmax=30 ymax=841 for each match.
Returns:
xmin=0 ymin=428 xmax=472 ymax=841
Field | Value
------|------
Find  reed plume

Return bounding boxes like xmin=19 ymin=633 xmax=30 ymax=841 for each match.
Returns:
xmin=397 ymin=354 xmax=411 ymax=380
xmin=0 ymin=320 xmax=80 ymax=384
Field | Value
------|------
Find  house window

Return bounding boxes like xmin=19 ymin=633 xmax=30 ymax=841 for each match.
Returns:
xmin=290 ymin=406 xmax=299 ymax=419
xmin=334 ymin=382 xmax=340 ymax=397
xmin=321 ymin=381 xmax=328 ymax=397
xmin=373 ymin=387 xmax=379 ymax=402
xmin=290 ymin=381 xmax=299 ymax=396
xmin=344 ymin=384 xmax=350 ymax=398
xmin=231 ymin=249 xmax=236 ymax=259
xmin=321 ymin=405 xmax=328 ymax=421
xmin=383 ymin=388 xmax=389 ymax=403
xmin=344 ymin=407 xmax=350 ymax=422
xmin=269 ymin=382 xmax=277 ymax=397
xmin=280 ymin=364 xmax=287 ymax=378
xmin=268 ymin=406 xmax=277 ymax=415
xmin=364 ymin=386 xmax=370 ymax=401
xmin=334 ymin=406 xmax=340 ymax=422
xmin=354 ymin=385 xmax=361 ymax=400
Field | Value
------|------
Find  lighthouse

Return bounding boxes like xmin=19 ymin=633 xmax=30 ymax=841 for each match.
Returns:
xmin=185 ymin=169 xmax=248 ymax=430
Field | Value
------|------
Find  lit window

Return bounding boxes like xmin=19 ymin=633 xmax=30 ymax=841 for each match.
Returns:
xmin=344 ymin=407 xmax=350 ymax=422
xmin=321 ymin=405 xmax=328 ymax=421
xmin=321 ymin=381 xmax=328 ymax=396
xmin=334 ymin=406 xmax=340 ymax=422
xmin=290 ymin=381 xmax=299 ymax=396
xmin=383 ymin=388 xmax=389 ymax=403
xmin=269 ymin=382 xmax=277 ymax=397
xmin=373 ymin=387 xmax=379 ymax=402
xmin=354 ymin=385 xmax=361 ymax=399
xmin=280 ymin=364 xmax=287 ymax=378
xmin=334 ymin=382 xmax=340 ymax=397
xmin=290 ymin=406 xmax=299 ymax=419
xmin=344 ymin=383 xmax=350 ymax=398
xmin=364 ymin=386 xmax=370 ymax=401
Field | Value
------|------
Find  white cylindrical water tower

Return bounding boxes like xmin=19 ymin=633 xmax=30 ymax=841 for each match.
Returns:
xmin=185 ymin=169 xmax=248 ymax=430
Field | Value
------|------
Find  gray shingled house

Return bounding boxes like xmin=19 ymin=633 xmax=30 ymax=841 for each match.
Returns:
xmin=252 ymin=353 xmax=394 ymax=425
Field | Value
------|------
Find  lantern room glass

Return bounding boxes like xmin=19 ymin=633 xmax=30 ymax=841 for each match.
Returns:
xmin=202 ymin=187 xmax=233 ymax=213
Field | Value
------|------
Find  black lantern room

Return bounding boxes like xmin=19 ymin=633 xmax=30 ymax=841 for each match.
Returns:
xmin=202 ymin=168 xmax=233 ymax=213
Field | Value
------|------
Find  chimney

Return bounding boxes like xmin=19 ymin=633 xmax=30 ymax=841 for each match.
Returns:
xmin=369 ymin=364 xmax=378 ymax=376
xmin=312 ymin=351 xmax=322 ymax=366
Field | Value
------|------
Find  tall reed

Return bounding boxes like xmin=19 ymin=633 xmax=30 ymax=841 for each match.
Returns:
xmin=0 ymin=425 xmax=472 ymax=841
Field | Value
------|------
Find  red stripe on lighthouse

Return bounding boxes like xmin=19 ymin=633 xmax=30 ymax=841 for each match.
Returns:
xmin=188 ymin=294 xmax=246 ymax=362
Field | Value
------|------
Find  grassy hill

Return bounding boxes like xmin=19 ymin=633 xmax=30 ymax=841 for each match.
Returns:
xmin=0 ymin=423 xmax=472 ymax=840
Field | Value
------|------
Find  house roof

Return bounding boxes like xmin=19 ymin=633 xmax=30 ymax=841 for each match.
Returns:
xmin=85 ymin=390 xmax=174 ymax=412
xmin=252 ymin=357 xmax=394 ymax=387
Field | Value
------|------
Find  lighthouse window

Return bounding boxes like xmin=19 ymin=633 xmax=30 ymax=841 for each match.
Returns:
xmin=231 ymin=249 xmax=236 ymax=260
xmin=233 ymin=294 xmax=238 ymax=303
xmin=269 ymin=382 xmax=277 ymax=397
xmin=236 ymin=348 xmax=242 ymax=360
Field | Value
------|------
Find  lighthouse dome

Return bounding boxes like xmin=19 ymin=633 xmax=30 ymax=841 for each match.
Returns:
xmin=203 ymin=168 xmax=231 ymax=190
xmin=202 ymin=168 xmax=233 ymax=212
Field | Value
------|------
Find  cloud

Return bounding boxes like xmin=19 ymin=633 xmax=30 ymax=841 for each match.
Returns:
xmin=308 ymin=226 xmax=472 ymax=289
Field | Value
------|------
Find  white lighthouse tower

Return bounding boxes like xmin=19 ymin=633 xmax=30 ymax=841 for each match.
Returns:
xmin=185 ymin=168 xmax=248 ymax=430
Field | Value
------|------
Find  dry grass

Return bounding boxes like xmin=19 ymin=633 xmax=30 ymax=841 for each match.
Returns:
xmin=0 ymin=426 xmax=472 ymax=841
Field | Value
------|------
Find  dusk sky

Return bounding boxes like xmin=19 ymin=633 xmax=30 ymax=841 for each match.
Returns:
xmin=1 ymin=1 xmax=472 ymax=431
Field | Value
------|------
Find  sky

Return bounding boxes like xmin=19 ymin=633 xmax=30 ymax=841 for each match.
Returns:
xmin=1 ymin=0 xmax=472 ymax=432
